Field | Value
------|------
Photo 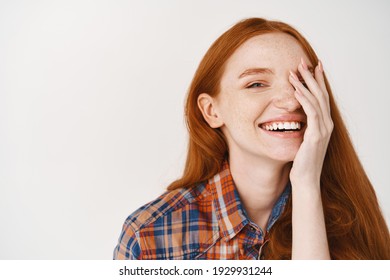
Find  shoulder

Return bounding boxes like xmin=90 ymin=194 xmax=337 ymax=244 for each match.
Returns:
xmin=114 ymin=182 xmax=219 ymax=259
xmin=127 ymin=182 xmax=209 ymax=231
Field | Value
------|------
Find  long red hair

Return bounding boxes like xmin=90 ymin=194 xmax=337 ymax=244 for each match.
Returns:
xmin=167 ymin=18 xmax=390 ymax=259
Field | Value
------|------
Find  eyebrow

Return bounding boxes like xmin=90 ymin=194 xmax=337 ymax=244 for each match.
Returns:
xmin=238 ymin=66 xmax=315 ymax=79
xmin=239 ymin=68 xmax=274 ymax=79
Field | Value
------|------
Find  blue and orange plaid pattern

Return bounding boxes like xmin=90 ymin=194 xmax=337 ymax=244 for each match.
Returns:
xmin=113 ymin=160 xmax=291 ymax=259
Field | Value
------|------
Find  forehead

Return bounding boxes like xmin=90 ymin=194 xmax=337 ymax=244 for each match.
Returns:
xmin=224 ymin=33 xmax=308 ymax=74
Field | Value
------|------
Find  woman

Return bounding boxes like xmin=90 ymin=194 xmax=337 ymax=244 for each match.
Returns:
xmin=114 ymin=18 xmax=390 ymax=260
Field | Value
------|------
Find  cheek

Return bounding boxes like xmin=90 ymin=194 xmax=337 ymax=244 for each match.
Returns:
xmin=218 ymin=88 xmax=270 ymax=129
xmin=222 ymin=100 xmax=254 ymax=126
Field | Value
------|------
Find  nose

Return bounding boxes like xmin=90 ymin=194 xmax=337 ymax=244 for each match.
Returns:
xmin=273 ymin=83 xmax=302 ymax=112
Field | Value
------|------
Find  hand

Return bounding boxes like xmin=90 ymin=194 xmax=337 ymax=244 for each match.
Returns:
xmin=288 ymin=58 xmax=334 ymax=187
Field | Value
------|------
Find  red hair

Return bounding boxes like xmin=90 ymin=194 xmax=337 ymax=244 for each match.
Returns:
xmin=167 ymin=18 xmax=390 ymax=259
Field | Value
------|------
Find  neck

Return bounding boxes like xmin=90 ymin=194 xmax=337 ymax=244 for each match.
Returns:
xmin=229 ymin=153 xmax=291 ymax=231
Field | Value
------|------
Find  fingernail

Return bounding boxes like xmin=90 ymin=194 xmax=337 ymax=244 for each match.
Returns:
xmin=318 ymin=60 xmax=324 ymax=72
xmin=289 ymin=70 xmax=299 ymax=81
xmin=301 ymin=57 xmax=308 ymax=70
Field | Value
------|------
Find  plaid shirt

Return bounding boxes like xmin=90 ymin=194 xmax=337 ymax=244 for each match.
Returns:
xmin=113 ymin=160 xmax=291 ymax=260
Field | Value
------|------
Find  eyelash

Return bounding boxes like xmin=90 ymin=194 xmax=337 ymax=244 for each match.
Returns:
xmin=247 ymin=82 xmax=267 ymax=89
xmin=247 ymin=80 xmax=308 ymax=89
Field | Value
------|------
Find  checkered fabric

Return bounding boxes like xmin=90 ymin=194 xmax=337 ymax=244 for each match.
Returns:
xmin=113 ymin=160 xmax=290 ymax=259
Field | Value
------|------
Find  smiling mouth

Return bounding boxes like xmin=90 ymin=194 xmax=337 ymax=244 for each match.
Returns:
xmin=259 ymin=121 xmax=305 ymax=132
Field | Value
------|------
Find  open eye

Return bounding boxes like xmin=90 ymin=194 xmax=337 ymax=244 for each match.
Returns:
xmin=247 ymin=82 xmax=266 ymax=88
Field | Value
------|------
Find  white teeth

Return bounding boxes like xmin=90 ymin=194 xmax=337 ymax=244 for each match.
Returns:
xmin=283 ymin=122 xmax=292 ymax=129
xmin=291 ymin=122 xmax=297 ymax=129
xmin=262 ymin=121 xmax=302 ymax=131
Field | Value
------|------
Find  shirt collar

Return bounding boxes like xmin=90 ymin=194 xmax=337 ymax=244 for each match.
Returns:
xmin=206 ymin=160 xmax=291 ymax=242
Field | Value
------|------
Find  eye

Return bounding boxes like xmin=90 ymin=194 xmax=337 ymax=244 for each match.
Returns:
xmin=247 ymin=82 xmax=266 ymax=88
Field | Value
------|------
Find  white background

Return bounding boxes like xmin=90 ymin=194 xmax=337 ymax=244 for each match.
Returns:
xmin=0 ymin=0 xmax=389 ymax=259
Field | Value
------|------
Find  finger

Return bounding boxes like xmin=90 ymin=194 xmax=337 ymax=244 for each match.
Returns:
xmin=314 ymin=60 xmax=327 ymax=94
xmin=313 ymin=61 xmax=333 ymax=129
xmin=290 ymin=72 xmax=330 ymax=135
xmin=290 ymin=78 xmax=326 ymax=137
xmin=293 ymin=88 xmax=324 ymax=139
xmin=298 ymin=59 xmax=332 ymax=127
xmin=289 ymin=73 xmax=324 ymax=123
xmin=298 ymin=58 xmax=323 ymax=101
xmin=313 ymin=61 xmax=330 ymax=110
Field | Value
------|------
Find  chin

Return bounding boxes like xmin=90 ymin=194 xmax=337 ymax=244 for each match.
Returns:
xmin=268 ymin=148 xmax=299 ymax=163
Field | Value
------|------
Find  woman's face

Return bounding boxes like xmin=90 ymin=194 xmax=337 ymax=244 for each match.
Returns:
xmin=213 ymin=33 xmax=313 ymax=163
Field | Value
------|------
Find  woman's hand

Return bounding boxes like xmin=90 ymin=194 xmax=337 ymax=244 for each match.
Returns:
xmin=288 ymin=58 xmax=332 ymax=259
xmin=288 ymin=58 xmax=334 ymax=187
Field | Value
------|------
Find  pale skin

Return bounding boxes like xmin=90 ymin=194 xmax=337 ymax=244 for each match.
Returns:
xmin=197 ymin=33 xmax=333 ymax=259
